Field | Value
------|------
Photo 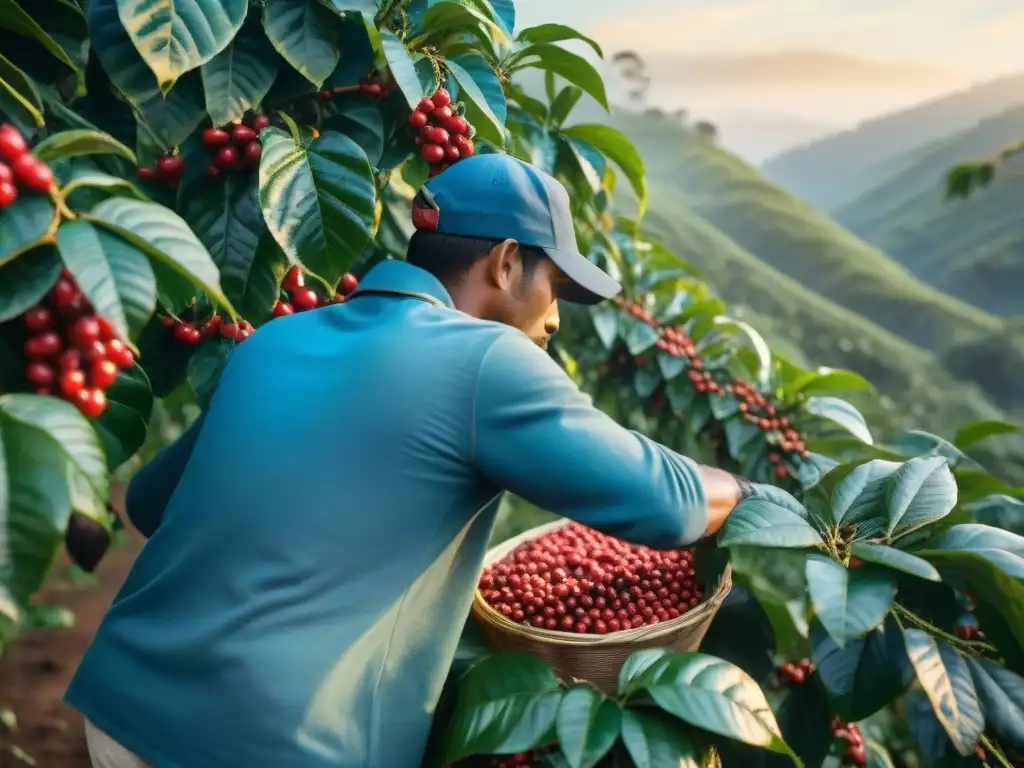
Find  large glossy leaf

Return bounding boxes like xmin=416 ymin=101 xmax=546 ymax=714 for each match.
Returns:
xmin=619 ymin=709 xmax=702 ymax=768
xmin=803 ymin=396 xmax=872 ymax=444
xmin=511 ymin=44 xmax=608 ymax=111
xmin=561 ymin=124 xmax=645 ymax=216
xmin=621 ymin=652 xmax=790 ymax=756
xmin=84 ymin=197 xmax=233 ymax=313
xmin=0 ymin=247 xmax=62 ymax=324
xmin=258 ymin=128 xmax=375 ymax=286
xmin=0 ymin=0 xmax=83 ymax=73
xmin=718 ymin=496 xmax=822 ymax=550
xmin=56 ymin=220 xmax=157 ymax=343
xmin=0 ymin=196 xmax=54 ymax=267
xmin=441 ymin=653 xmax=563 ymax=763
xmin=447 ymin=53 xmax=507 ymax=148
xmin=115 ymin=0 xmax=247 ymax=90
xmin=805 ymin=556 xmax=895 ymax=647
xmin=0 ymin=48 xmax=45 ymax=130
xmin=555 ymin=686 xmax=620 ymax=768
xmin=187 ymin=338 xmax=235 ymax=409
xmin=515 ymin=24 xmax=602 ymax=57
xmin=263 ymin=0 xmax=339 ymax=87
xmin=966 ymin=657 xmax=1024 ymax=751
xmin=902 ymin=628 xmax=983 ymax=756
xmin=916 ymin=524 xmax=1024 ymax=580
xmin=200 ymin=22 xmax=279 ymax=126
xmin=33 ymin=130 xmax=136 ymax=165
xmin=810 ymin=617 xmax=912 ymax=722
xmin=954 ymin=419 xmax=1020 ymax=449
xmin=885 ymin=456 xmax=957 ymax=539
xmin=782 ymin=367 xmax=874 ymax=396
xmin=322 ymin=94 xmax=386 ymax=167
xmin=379 ymin=26 xmax=429 ymax=110
xmin=827 ymin=459 xmax=901 ymax=531
xmin=849 ymin=543 xmax=940 ymax=582
xmin=93 ymin=365 xmax=154 ymax=469
xmin=182 ymin=174 xmax=276 ymax=321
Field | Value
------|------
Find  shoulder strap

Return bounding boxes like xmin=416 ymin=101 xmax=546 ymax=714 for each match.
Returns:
xmin=344 ymin=287 xmax=446 ymax=308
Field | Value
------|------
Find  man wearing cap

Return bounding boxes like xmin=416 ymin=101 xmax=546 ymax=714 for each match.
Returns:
xmin=66 ymin=154 xmax=750 ymax=768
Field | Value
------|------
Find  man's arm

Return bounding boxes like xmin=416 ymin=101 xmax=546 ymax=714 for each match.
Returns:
xmin=471 ymin=333 xmax=743 ymax=549
xmin=124 ymin=412 xmax=206 ymax=538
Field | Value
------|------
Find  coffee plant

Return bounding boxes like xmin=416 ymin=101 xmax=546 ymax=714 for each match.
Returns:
xmin=0 ymin=1 xmax=1022 ymax=767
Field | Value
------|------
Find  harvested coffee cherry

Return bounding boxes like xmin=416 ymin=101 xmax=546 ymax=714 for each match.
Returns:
xmin=478 ymin=521 xmax=703 ymax=635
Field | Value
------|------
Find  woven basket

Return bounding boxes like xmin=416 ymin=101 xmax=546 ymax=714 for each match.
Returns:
xmin=471 ymin=519 xmax=732 ymax=693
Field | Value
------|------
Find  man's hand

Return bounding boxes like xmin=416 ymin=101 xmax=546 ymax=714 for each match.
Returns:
xmin=698 ymin=467 xmax=753 ymax=537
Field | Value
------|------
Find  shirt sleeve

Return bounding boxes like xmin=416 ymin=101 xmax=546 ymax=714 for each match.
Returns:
xmin=471 ymin=332 xmax=708 ymax=548
xmin=125 ymin=412 xmax=206 ymax=538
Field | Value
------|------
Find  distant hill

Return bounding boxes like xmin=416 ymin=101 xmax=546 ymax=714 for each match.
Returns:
xmin=833 ymin=105 xmax=1024 ymax=317
xmin=761 ymin=73 xmax=1024 ymax=210
xmin=709 ymin=110 xmax=836 ymax=164
xmin=608 ymin=110 xmax=1002 ymax=355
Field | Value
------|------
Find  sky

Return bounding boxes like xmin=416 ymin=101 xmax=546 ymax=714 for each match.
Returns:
xmin=514 ymin=0 xmax=1024 ymax=160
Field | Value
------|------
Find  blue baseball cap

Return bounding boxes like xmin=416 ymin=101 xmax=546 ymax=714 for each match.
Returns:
xmin=412 ymin=153 xmax=621 ymax=305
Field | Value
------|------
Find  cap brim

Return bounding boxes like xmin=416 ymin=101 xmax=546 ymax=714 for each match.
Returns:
xmin=542 ymin=247 xmax=621 ymax=305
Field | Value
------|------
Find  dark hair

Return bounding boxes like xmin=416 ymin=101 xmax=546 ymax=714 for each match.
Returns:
xmin=406 ymin=230 xmax=546 ymax=289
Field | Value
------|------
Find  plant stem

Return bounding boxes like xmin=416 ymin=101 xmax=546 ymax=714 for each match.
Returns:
xmin=892 ymin=604 xmax=995 ymax=655
xmin=980 ymin=735 xmax=1014 ymax=768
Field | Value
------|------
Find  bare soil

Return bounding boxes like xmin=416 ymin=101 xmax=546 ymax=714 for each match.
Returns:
xmin=0 ymin=530 xmax=142 ymax=768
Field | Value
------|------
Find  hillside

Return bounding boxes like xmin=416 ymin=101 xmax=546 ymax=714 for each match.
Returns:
xmin=608 ymin=111 xmax=1003 ymax=356
xmin=833 ymin=105 xmax=1024 ymax=316
xmin=761 ymin=72 xmax=1024 ymax=210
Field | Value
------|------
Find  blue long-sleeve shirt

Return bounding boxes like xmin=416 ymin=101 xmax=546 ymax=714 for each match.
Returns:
xmin=65 ymin=259 xmax=707 ymax=768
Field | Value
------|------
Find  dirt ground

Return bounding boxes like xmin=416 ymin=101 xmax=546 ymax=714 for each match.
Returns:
xmin=0 ymin=529 xmax=142 ymax=768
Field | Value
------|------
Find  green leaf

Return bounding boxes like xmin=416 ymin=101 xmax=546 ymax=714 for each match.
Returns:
xmin=954 ymin=419 xmax=1020 ymax=450
xmin=447 ymin=53 xmax=507 ymax=149
xmin=623 ymin=652 xmax=791 ymax=757
xmin=379 ymin=27 xmax=428 ymax=110
xmin=84 ymin=197 xmax=233 ymax=313
xmin=0 ymin=0 xmax=82 ymax=73
xmin=619 ymin=709 xmax=702 ymax=768
xmin=515 ymin=24 xmax=603 ymax=58
xmin=718 ymin=496 xmax=823 ymax=550
xmin=93 ymin=365 xmax=154 ymax=469
xmin=810 ymin=617 xmax=912 ymax=722
xmin=32 ymin=129 xmax=136 ymax=166
xmin=849 ymin=543 xmax=941 ymax=582
xmin=827 ymin=459 xmax=902 ymax=530
xmin=258 ymin=128 xmax=376 ymax=287
xmin=0 ymin=195 xmax=54 ymax=267
xmin=915 ymin=524 xmax=1024 ymax=580
xmin=805 ymin=555 xmax=895 ymax=647
xmin=555 ymin=685 xmax=620 ymax=768
xmin=187 ymin=338 xmax=236 ymax=410
xmin=56 ymin=221 xmax=157 ymax=343
xmin=633 ymin=367 xmax=660 ymax=399
xmin=322 ymin=94 xmax=386 ymax=167
xmin=966 ymin=657 xmax=1024 ymax=751
xmin=864 ymin=741 xmax=896 ymax=768
xmin=0 ymin=49 xmax=45 ymax=129
xmin=803 ymin=396 xmax=872 ymax=444
xmin=902 ymin=628 xmax=983 ymax=756
xmin=622 ymin=319 xmax=658 ymax=355
xmin=200 ymin=22 xmax=279 ymax=126
xmin=181 ymin=174 xmax=273 ymax=320
xmin=783 ymin=368 xmax=874 ymax=397
xmin=512 ymin=44 xmax=608 ymax=112
xmin=115 ymin=0 xmax=247 ymax=90
xmin=441 ymin=653 xmax=563 ymax=763
xmin=263 ymin=0 xmax=340 ymax=87
xmin=885 ymin=456 xmax=957 ymax=539
xmin=618 ymin=649 xmax=670 ymax=696
xmin=561 ymin=124 xmax=645 ymax=216
xmin=0 ymin=247 xmax=62 ymax=324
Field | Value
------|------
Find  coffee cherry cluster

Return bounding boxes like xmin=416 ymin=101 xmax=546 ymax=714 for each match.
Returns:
xmin=136 ymin=151 xmax=184 ymax=189
xmin=0 ymin=123 xmax=55 ymax=208
xmin=408 ymin=88 xmax=476 ymax=177
xmin=831 ymin=718 xmax=866 ymax=767
xmin=320 ymin=72 xmax=392 ymax=101
xmin=486 ymin=745 xmax=556 ymax=768
xmin=479 ymin=522 xmax=704 ymax=635
xmin=22 ymin=271 xmax=135 ymax=418
xmin=200 ymin=113 xmax=270 ymax=177
xmin=617 ymin=297 xmax=809 ymax=476
xmin=162 ymin=312 xmax=254 ymax=346
xmin=271 ymin=267 xmax=358 ymax=317
xmin=776 ymin=658 xmax=813 ymax=686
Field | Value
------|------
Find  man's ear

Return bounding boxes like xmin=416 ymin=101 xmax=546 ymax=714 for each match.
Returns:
xmin=487 ymin=239 xmax=521 ymax=291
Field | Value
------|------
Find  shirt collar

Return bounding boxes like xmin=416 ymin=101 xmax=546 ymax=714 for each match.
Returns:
xmin=353 ymin=259 xmax=456 ymax=309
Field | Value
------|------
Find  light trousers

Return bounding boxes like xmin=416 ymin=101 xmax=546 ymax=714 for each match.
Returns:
xmin=85 ymin=720 xmax=151 ymax=768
